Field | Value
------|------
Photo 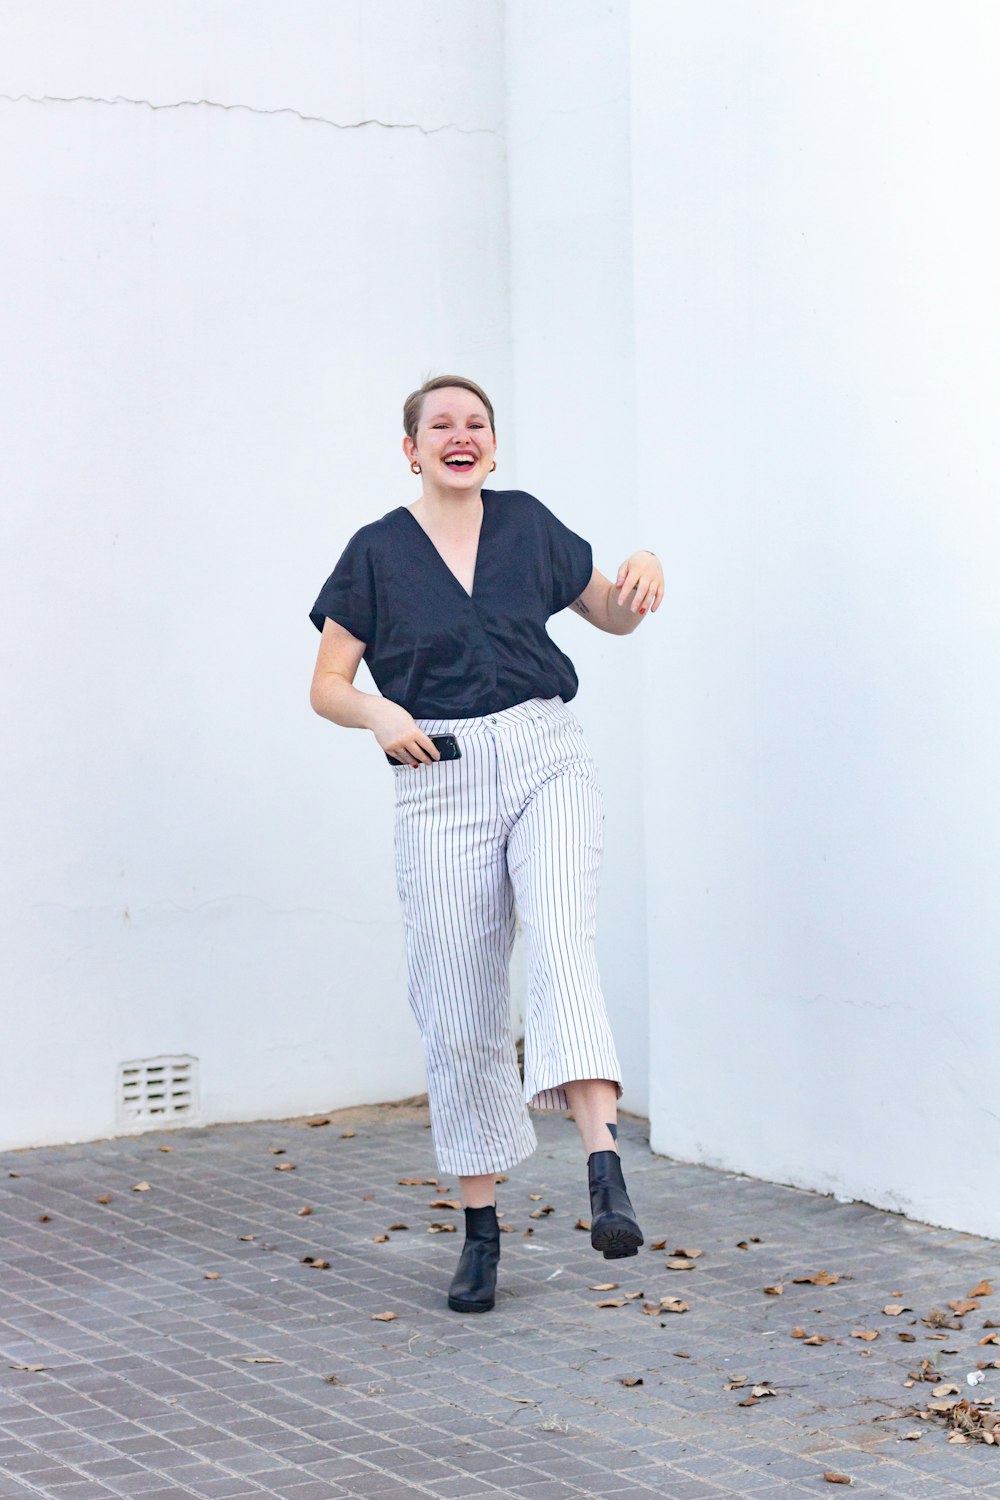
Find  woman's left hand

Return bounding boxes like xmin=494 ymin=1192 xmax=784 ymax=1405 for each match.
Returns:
xmin=615 ymin=550 xmax=663 ymax=615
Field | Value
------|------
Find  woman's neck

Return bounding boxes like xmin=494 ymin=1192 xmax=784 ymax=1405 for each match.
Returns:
xmin=409 ymin=487 xmax=484 ymax=535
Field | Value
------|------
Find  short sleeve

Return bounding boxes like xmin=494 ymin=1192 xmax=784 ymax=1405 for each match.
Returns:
xmin=537 ymin=499 xmax=593 ymax=615
xmin=308 ymin=529 xmax=376 ymax=643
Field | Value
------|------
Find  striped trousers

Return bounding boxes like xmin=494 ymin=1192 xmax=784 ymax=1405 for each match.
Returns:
xmin=392 ymin=696 xmax=623 ymax=1176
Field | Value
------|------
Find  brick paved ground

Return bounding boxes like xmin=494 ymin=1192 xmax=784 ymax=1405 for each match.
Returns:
xmin=2 ymin=1107 xmax=999 ymax=1499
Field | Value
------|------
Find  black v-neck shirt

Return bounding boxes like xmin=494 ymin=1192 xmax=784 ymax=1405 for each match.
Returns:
xmin=309 ymin=489 xmax=593 ymax=718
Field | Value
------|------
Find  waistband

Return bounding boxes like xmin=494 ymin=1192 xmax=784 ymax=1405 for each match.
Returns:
xmin=415 ymin=696 xmax=569 ymax=737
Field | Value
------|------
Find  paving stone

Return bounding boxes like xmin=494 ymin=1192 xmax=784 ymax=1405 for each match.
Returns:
xmin=2 ymin=1112 xmax=999 ymax=1500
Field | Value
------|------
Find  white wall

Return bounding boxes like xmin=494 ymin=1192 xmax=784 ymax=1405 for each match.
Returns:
xmin=633 ymin=1 xmax=1000 ymax=1237
xmin=0 ymin=0 xmax=509 ymax=1147
xmin=505 ymin=0 xmax=649 ymax=1116
xmin=6 ymin=0 xmax=998 ymax=1244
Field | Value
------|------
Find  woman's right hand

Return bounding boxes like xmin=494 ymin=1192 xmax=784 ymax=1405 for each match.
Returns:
xmin=369 ymin=700 xmax=440 ymax=767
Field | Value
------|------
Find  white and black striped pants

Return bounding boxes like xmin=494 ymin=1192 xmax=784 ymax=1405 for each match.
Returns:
xmin=392 ymin=696 xmax=623 ymax=1176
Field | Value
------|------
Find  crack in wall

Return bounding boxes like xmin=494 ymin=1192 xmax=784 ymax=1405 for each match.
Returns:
xmin=0 ymin=92 xmax=495 ymax=136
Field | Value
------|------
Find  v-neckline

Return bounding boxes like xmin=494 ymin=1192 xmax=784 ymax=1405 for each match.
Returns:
xmin=401 ymin=495 xmax=488 ymax=599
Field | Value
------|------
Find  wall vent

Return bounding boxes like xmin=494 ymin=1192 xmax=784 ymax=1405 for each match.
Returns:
xmin=117 ymin=1054 xmax=200 ymax=1129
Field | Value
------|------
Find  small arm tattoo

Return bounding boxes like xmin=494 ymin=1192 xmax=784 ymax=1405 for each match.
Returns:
xmin=571 ymin=597 xmax=591 ymax=615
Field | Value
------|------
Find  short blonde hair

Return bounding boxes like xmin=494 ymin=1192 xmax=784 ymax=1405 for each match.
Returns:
xmin=403 ymin=375 xmax=496 ymax=442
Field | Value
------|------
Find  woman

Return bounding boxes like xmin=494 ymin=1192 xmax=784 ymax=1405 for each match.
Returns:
xmin=309 ymin=375 xmax=663 ymax=1314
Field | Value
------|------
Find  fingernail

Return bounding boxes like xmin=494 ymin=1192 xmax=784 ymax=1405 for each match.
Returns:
xmin=640 ymin=607 xmax=646 ymax=614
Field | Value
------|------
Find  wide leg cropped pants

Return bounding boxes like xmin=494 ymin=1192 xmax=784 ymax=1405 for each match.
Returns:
xmin=392 ymin=696 xmax=623 ymax=1176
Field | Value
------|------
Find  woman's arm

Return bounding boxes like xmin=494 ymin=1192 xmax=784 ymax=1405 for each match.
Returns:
xmin=309 ymin=618 xmax=440 ymax=766
xmin=569 ymin=552 xmax=663 ymax=635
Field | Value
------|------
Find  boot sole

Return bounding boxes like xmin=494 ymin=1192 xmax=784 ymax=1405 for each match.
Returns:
xmin=591 ymin=1213 xmax=644 ymax=1260
xmin=447 ymin=1295 xmax=495 ymax=1313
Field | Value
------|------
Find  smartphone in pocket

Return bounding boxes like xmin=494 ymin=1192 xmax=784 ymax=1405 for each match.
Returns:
xmin=386 ymin=733 xmax=462 ymax=766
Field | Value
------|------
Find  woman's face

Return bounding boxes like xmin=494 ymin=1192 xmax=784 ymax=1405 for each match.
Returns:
xmin=404 ymin=387 xmax=496 ymax=493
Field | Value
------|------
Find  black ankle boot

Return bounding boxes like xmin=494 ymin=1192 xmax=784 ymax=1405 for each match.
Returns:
xmin=588 ymin=1150 xmax=644 ymax=1259
xmin=447 ymin=1205 xmax=500 ymax=1313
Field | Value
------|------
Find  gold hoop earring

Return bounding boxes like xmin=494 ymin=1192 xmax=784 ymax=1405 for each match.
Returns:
xmin=489 ymin=460 xmax=497 ymax=472
xmin=410 ymin=461 xmax=421 ymax=474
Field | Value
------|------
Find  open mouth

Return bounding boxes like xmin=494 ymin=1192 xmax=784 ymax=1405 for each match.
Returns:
xmin=444 ymin=454 xmax=477 ymax=469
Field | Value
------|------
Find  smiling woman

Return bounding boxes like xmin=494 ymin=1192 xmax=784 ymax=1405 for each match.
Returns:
xmin=308 ymin=374 xmax=664 ymax=1315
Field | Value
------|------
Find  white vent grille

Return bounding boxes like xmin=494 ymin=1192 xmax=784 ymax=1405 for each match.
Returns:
xmin=117 ymin=1054 xmax=199 ymax=1128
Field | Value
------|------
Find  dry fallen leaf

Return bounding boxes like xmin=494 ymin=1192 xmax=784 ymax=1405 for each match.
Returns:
xmin=883 ymin=1304 xmax=908 ymax=1316
xmin=131 ymin=1182 xmax=151 ymax=1192
xmin=528 ymin=1193 xmax=543 ymax=1201
xmin=300 ymin=1256 xmax=330 ymax=1269
xmin=980 ymin=1332 xmax=1000 ymax=1346
xmin=791 ymin=1326 xmax=806 ymax=1338
xmin=660 ymin=1298 xmax=689 ymax=1314
xmin=297 ymin=1206 xmax=312 ymax=1216
xmin=898 ymin=1429 xmax=921 ymax=1440
xmin=322 ymin=1373 xmax=340 ymax=1384
xmin=388 ymin=1223 xmax=408 ymax=1232
xmin=763 ymin=1283 xmax=784 ymax=1296
xmin=969 ymin=1280 xmax=994 ymax=1298
xmin=398 ymin=1177 xmax=428 ymax=1186
xmin=751 ymin=1383 xmax=775 ymax=1398
xmin=624 ymin=1291 xmax=644 ymax=1300
xmin=372 ymin=1235 xmax=389 ymax=1243
xmin=159 ymin=1145 xmax=172 ymax=1151
xmin=305 ymin=1116 xmax=330 ymax=1127
xmin=575 ymin=1218 xmax=591 ymax=1231
xmin=724 ymin=1377 xmax=746 ymax=1390
xmin=529 ymin=1205 xmax=555 ymax=1219
xmin=427 ymin=1223 xmax=457 ymax=1234
xmin=932 ymin=1383 xmax=961 ymax=1397
xmin=672 ymin=1247 xmax=703 ymax=1259
xmin=822 ymin=1473 xmax=852 ymax=1485
xmin=596 ymin=1299 xmax=626 ymax=1308
xmin=268 ymin=1147 xmax=285 ymax=1155
xmin=897 ymin=1332 xmax=916 ymax=1343
xmin=621 ymin=1375 xmax=644 ymax=1387
xmin=523 ymin=1226 xmax=534 ymax=1237
xmin=499 ymin=1223 xmax=515 ymax=1234
xmin=803 ymin=1335 xmax=830 ymax=1346
xmin=203 ymin=1272 xmax=220 ymax=1280
xmin=591 ymin=1282 xmax=619 ymax=1291
xmin=9 ymin=1364 xmax=47 ymax=1372
xmin=666 ymin=1257 xmax=697 ymax=1271
xmin=274 ymin=1163 xmax=296 ymax=1172
xmin=96 ymin=1195 xmax=111 ymax=1205
xmin=340 ymin=1129 xmax=356 ymax=1139
xmin=239 ymin=1234 xmax=254 ymax=1242
xmin=793 ymin=1271 xmax=841 ymax=1286
xmin=850 ymin=1329 xmax=879 ymax=1342
xmin=428 ymin=1200 xmax=462 ymax=1211
xmin=501 ymin=1394 xmax=536 ymax=1404
xmin=371 ymin=1311 xmax=398 ymax=1322
xmin=649 ymin=1239 xmax=667 ymax=1251
xmin=234 ymin=1356 xmax=282 ymax=1364
xmin=494 ymin=1175 xmax=508 ymax=1183
xmin=948 ymin=1299 xmax=979 ymax=1316
xmin=641 ymin=1303 xmax=660 ymax=1316
xmin=38 ymin=1215 xmax=51 ymax=1223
